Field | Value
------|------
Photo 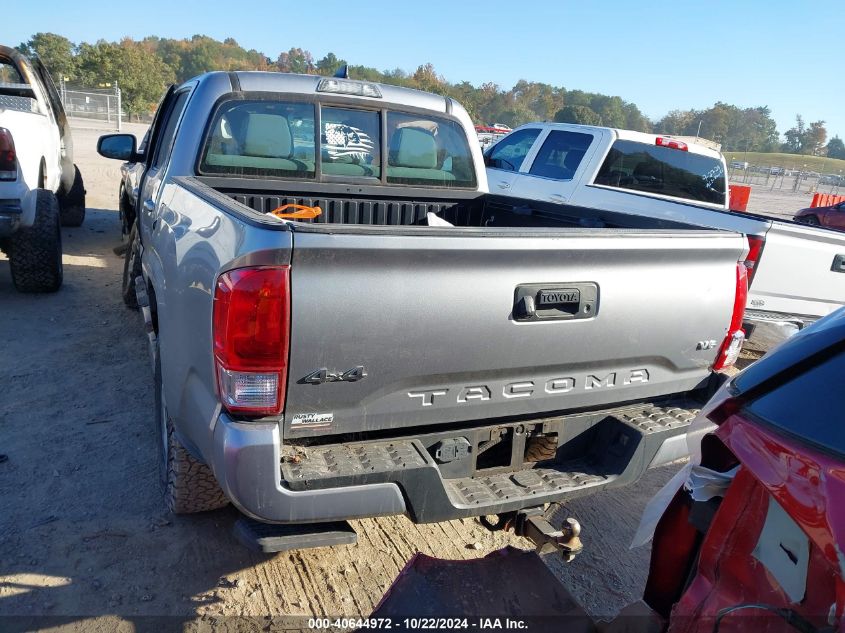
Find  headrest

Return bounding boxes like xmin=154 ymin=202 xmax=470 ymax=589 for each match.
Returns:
xmin=244 ymin=113 xmax=292 ymax=158
xmin=391 ymin=128 xmax=437 ymax=169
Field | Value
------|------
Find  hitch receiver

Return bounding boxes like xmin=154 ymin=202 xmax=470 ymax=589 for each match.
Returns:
xmin=480 ymin=505 xmax=583 ymax=562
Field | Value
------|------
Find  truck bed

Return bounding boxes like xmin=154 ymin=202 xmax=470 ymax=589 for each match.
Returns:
xmin=191 ymin=176 xmax=712 ymax=231
xmin=172 ymin=177 xmax=746 ymax=442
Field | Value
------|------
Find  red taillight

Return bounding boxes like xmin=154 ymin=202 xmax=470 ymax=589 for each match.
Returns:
xmin=655 ymin=136 xmax=688 ymax=151
xmin=712 ymin=262 xmax=748 ymax=371
xmin=213 ymin=266 xmax=290 ymax=416
xmin=0 ymin=128 xmax=17 ymax=180
xmin=744 ymin=235 xmax=765 ymax=285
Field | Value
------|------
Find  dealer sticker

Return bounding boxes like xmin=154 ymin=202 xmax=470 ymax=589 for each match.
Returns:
xmin=290 ymin=412 xmax=334 ymax=429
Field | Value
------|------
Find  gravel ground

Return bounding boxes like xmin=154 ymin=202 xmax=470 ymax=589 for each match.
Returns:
xmin=1 ymin=120 xmax=784 ymax=630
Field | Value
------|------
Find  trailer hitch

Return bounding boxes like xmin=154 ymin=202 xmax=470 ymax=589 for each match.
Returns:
xmin=479 ymin=505 xmax=583 ymax=562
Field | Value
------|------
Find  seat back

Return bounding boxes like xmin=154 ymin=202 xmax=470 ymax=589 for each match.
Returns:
xmin=391 ymin=128 xmax=438 ymax=169
xmin=244 ymin=113 xmax=292 ymax=158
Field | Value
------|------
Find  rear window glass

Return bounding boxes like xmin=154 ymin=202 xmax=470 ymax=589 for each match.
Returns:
xmin=386 ymin=112 xmax=476 ymax=188
xmin=200 ymin=100 xmax=316 ymax=179
xmin=321 ymin=107 xmax=380 ymax=178
xmin=0 ymin=59 xmax=24 ymax=84
xmin=529 ymin=130 xmax=593 ymax=180
xmin=200 ymin=100 xmax=476 ymax=188
xmin=594 ymin=140 xmax=726 ymax=205
xmin=745 ymin=350 xmax=845 ymax=456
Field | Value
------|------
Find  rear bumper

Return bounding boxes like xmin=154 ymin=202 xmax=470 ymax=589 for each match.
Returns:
xmin=212 ymin=415 xmax=407 ymax=524
xmin=743 ymin=309 xmax=817 ymax=351
xmin=0 ymin=181 xmax=36 ymax=237
xmin=212 ymin=398 xmax=702 ymax=525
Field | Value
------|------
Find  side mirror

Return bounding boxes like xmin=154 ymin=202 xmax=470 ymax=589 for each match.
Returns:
xmin=97 ymin=134 xmax=138 ymax=161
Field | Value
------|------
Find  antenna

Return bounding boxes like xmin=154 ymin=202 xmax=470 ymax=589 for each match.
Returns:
xmin=334 ymin=65 xmax=349 ymax=79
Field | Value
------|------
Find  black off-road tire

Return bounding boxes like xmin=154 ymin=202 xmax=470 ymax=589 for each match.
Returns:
xmin=59 ymin=165 xmax=86 ymax=227
xmin=155 ymin=340 xmax=229 ymax=514
xmin=9 ymin=189 xmax=63 ymax=293
xmin=524 ymin=435 xmax=559 ymax=463
xmin=122 ymin=221 xmax=141 ymax=308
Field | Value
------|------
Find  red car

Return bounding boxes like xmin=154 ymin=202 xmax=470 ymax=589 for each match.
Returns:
xmin=794 ymin=200 xmax=845 ymax=230
xmin=645 ymin=306 xmax=845 ymax=632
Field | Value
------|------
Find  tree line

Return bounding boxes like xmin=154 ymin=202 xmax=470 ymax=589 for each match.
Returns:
xmin=16 ymin=32 xmax=842 ymax=158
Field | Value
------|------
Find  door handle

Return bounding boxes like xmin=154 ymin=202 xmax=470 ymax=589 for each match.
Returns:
xmin=497 ymin=181 xmax=511 ymax=189
xmin=549 ymin=193 xmax=567 ymax=203
xmin=143 ymin=199 xmax=155 ymax=213
xmin=833 ymin=254 xmax=845 ymax=273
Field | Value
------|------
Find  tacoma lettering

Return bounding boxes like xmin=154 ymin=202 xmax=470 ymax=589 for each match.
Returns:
xmin=409 ymin=369 xmax=650 ymax=407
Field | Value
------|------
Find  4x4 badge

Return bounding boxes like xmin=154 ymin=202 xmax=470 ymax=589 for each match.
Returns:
xmin=302 ymin=366 xmax=367 ymax=385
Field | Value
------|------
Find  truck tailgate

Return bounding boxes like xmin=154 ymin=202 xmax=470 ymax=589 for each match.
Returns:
xmin=749 ymin=221 xmax=845 ymax=318
xmin=283 ymin=227 xmax=745 ymax=437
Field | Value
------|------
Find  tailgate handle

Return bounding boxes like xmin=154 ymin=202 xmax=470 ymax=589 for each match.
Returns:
xmin=514 ymin=283 xmax=598 ymax=322
xmin=833 ymin=254 xmax=845 ymax=273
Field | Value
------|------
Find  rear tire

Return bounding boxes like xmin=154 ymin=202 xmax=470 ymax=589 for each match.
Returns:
xmin=155 ymin=339 xmax=229 ymax=514
xmin=122 ymin=221 xmax=141 ymax=309
xmin=9 ymin=189 xmax=63 ymax=293
xmin=59 ymin=165 xmax=86 ymax=227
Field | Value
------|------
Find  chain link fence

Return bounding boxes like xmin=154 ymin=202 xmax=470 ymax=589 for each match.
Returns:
xmin=728 ymin=163 xmax=845 ymax=195
xmin=59 ymin=80 xmax=124 ymax=131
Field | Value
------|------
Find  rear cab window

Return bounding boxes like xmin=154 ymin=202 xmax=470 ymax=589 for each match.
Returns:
xmin=0 ymin=58 xmax=25 ymax=84
xmin=200 ymin=100 xmax=316 ymax=179
xmin=593 ymin=139 xmax=726 ymax=205
xmin=198 ymin=98 xmax=476 ymax=188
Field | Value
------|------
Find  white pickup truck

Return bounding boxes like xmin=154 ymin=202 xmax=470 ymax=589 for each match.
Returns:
xmin=0 ymin=45 xmax=86 ymax=292
xmin=485 ymin=123 xmax=845 ymax=348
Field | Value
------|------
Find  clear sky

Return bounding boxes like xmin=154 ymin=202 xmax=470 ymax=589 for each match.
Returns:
xmin=4 ymin=0 xmax=844 ymax=140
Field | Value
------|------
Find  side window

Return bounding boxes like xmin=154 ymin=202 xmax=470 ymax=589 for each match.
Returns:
xmin=486 ymin=128 xmax=541 ymax=172
xmin=528 ymin=131 xmax=593 ymax=180
xmin=151 ymin=90 xmax=190 ymax=170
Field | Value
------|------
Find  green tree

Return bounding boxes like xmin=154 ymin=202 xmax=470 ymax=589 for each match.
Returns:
xmin=76 ymin=39 xmax=174 ymax=116
xmin=804 ymin=120 xmax=827 ymax=156
xmin=276 ymin=47 xmax=314 ymax=74
xmin=827 ymin=136 xmax=845 ymax=159
xmin=412 ymin=63 xmax=445 ymax=94
xmin=554 ymin=105 xmax=602 ymax=126
xmin=783 ymin=115 xmax=806 ymax=153
xmin=17 ymin=32 xmax=77 ymax=80
xmin=315 ymin=52 xmax=347 ymax=76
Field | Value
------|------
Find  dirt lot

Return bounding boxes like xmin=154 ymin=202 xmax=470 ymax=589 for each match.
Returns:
xmin=1 ymin=120 xmax=772 ymax=631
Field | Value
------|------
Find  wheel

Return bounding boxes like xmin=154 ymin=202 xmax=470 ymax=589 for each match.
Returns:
xmin=524 ymin=435 xmax=559 ymax=463
xmin=803 ymin=215 xmax=820 ymax=226
xmin=59 ymin=165 xmax=86 ymax=227
xmin=122 ymin=221 xmax=142 ymax=308
xmin=9 ymin=189 xmax=63 ymax=293
xmin=155 ymin=338 xmax=229 ymax=514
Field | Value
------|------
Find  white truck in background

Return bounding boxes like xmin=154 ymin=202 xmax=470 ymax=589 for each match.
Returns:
xmin=484 ymin=123 xmax=845 ymax=348
xmin=0 ymin=45 xmax=86 ymax=292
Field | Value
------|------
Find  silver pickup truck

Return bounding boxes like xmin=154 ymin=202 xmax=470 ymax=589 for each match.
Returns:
xmin=97 ymin=72 xmax=748 ymax=543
